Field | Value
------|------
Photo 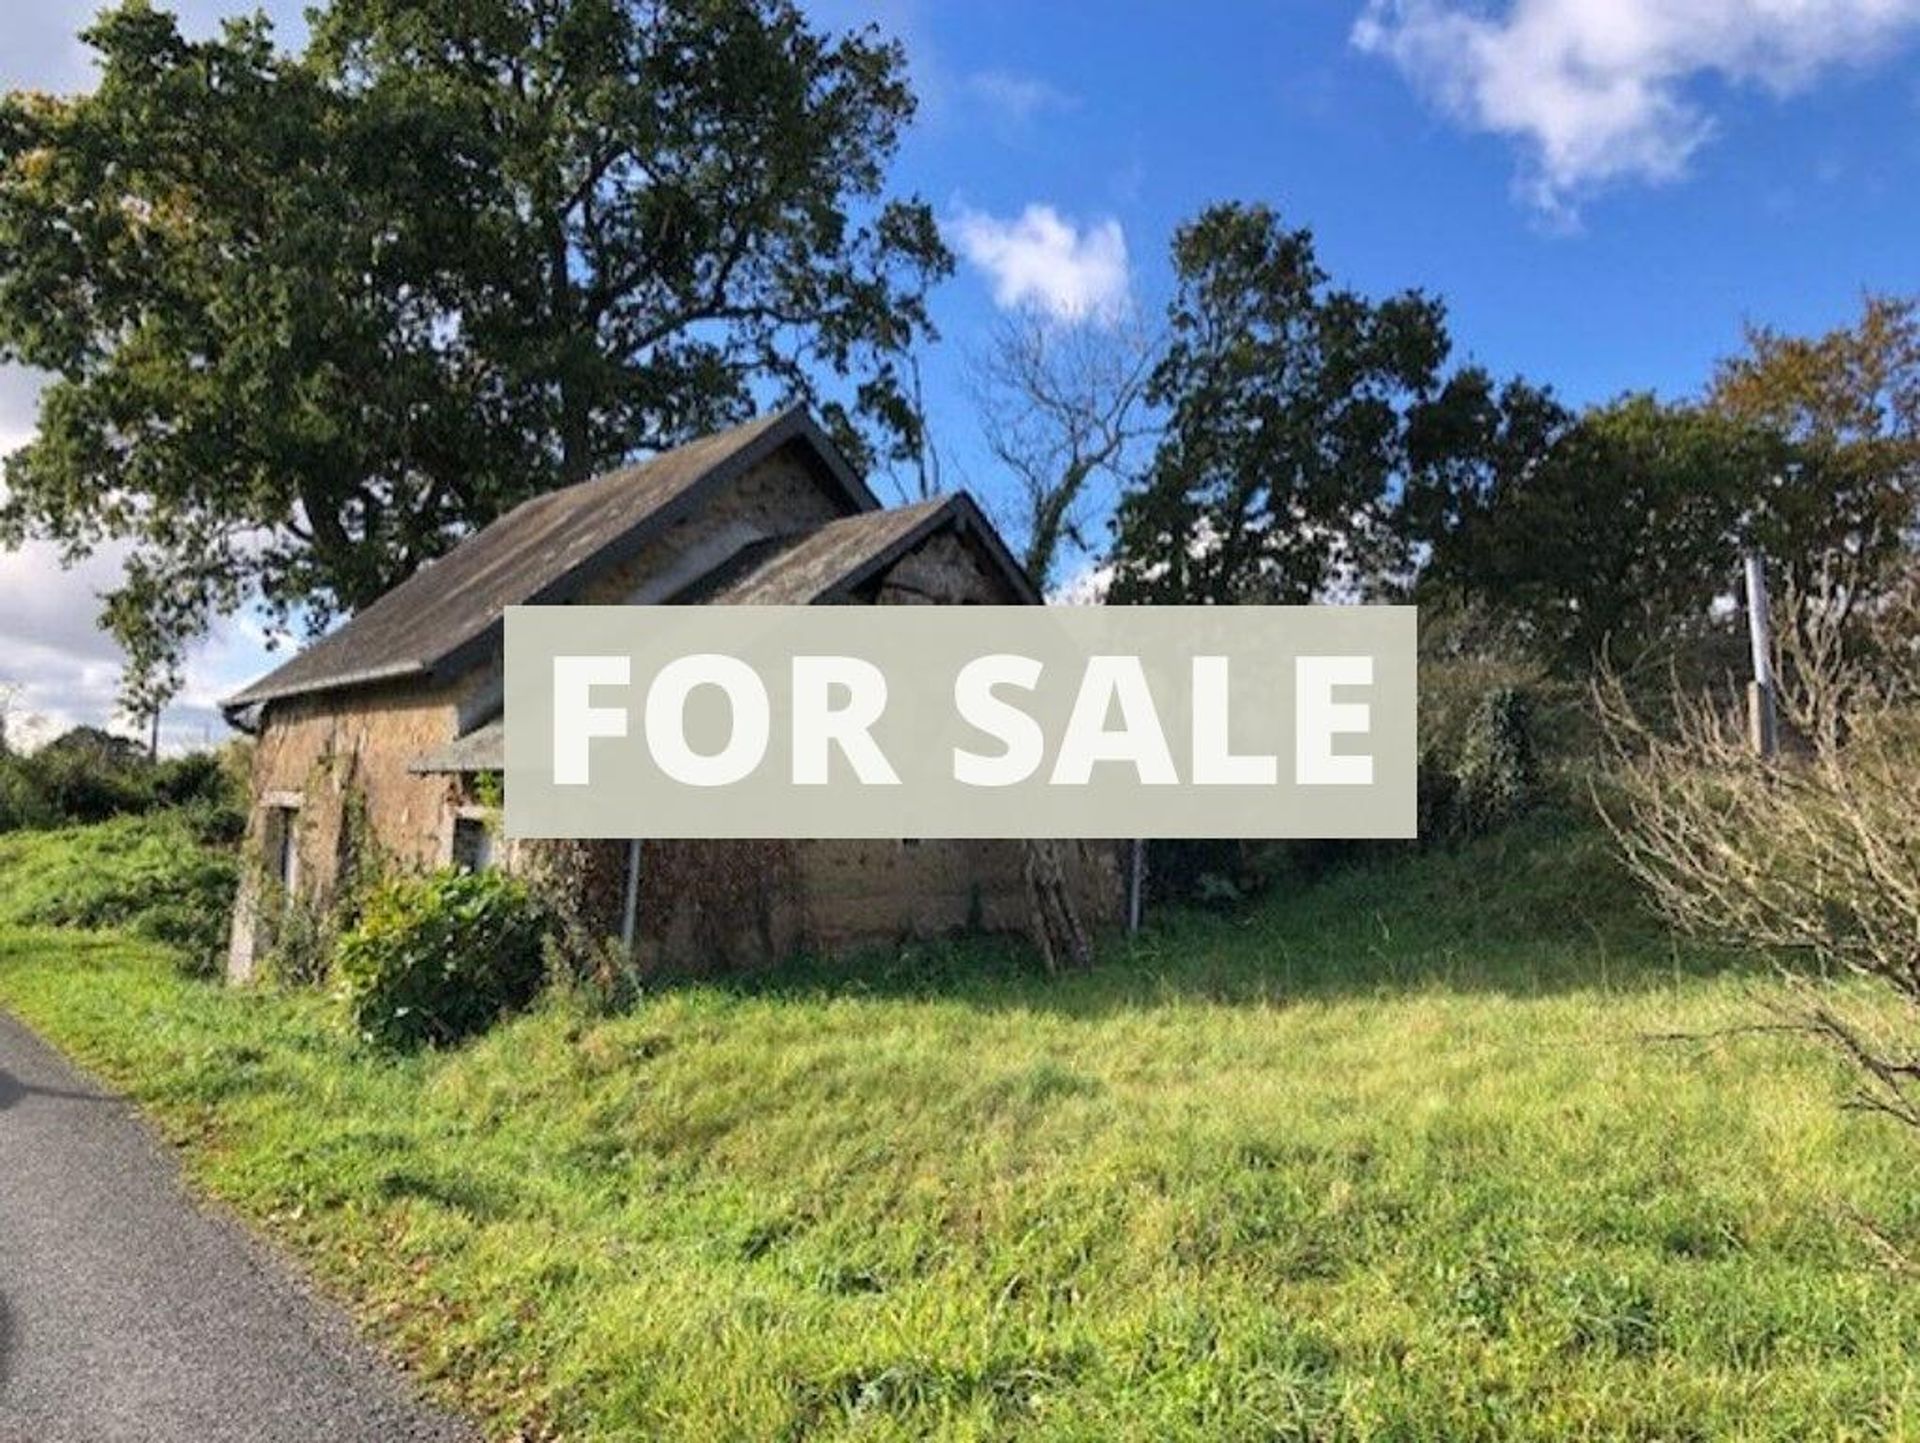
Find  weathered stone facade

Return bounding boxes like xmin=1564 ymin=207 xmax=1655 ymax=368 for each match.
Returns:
xmin=227 ymin=424 xmax=1122 ymax=981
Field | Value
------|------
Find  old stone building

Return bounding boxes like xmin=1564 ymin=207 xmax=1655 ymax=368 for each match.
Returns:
xmin=222 ymin=407 xmax=1122 ymax=980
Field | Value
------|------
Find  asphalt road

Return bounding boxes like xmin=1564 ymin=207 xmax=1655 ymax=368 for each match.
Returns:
xmin=0 ymin=1010 xmax=476 ymax=1443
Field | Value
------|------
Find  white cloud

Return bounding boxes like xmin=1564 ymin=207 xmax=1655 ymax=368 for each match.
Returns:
xmin=949 ymin=205 xmax=1131 ymax=324
xmin=0 ymin=2 xmax=315 ymax=755
xmin=0 ymin=534 xmax=275 ymax=754
xmin=0 ymin=365 xmax=45 ymax=454
xmin=1 ymin=370 xmax=275 ymax=753
xmin=964 ymin=69 xmax=1077 ymax=125
xmin=1048 ymin=556 xmax=1112 ymax=606
xmin=1353 ymin=0 xmax=1920 ymax=217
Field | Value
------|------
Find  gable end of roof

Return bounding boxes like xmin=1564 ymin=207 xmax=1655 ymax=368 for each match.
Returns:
xmin=222 ymin=406 xmax=877 ymax=718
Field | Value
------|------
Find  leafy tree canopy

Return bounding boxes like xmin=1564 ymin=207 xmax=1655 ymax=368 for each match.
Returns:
xmin=1415 ymin=394 xmax=1782 ymax=668
xmin=1709 ymin=293 xmax=1920 ymax=602
xmin=1108 ymin=202 xmax=1548 ymax=607
xmin=1416 ymin=297 xmax=1920 ymax=671
xmin=0 ymin=0 xmax=949 ymax=711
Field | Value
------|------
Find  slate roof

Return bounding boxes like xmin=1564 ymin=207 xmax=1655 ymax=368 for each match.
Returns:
xmin=408 ymin=717 xmax=505 ymax=775
xmin=680 ymin=493 xmax=1038 ymax=606
xmin=225 ymin=409 xmax=1040 ymax=734
xmin=223 ymin=408 xmax=875 ymax=713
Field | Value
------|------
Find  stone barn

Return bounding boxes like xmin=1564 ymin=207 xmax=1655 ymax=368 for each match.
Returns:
xmin=222 ymin=407 xmax=1123 ymax=980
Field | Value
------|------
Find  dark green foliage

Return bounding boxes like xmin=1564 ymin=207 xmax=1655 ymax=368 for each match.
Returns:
xmin=1415 ymin=396 xmax=1781 ymax=669
xmin=0 ymin=0 xmax=949 ymax=709
xmin=0 ymin=812 xmax=238 ymax=975
xmin=1111 ymin=203 xmax=1458 ymax=605
xmin=1455 ymin=686 xmax=1536 ymax=834
xmin=15 ymin=739 xmax=153 ymax=825
xmin=0 ymin=760 xmax=57 ymax=831
xmin=1411 ymin=298 xmax=1920 ymax=674
xmin=34 ymin=725 xmax=148 ymax=767
xmin=1110 ymin=202 xmax=1566 ymax=611
xmin=336 ymin=869 xmax=551 ymax=1050
xmin=0 ymin=734 xmax=242 ymax=833
xmin=151 ymin=750 xmax=227 ymax=807
xmin=1152 ymin=662 xmax=1555 ymax=906
xmin=1416 ymin=651 xmax=1568 ymax=844
xmin=1142 ymin=838 xmax=1249 ymax=909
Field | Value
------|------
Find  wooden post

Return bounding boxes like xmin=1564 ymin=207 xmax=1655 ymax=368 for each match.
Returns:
xmin=1744 ymin=552 xmax=1778 ymax=759
xmin=1024 ymin=839 xmax=1091 ymax=972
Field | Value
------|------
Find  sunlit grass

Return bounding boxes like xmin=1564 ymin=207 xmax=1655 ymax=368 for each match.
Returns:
xmin=3 ymin=815 xmax=1916 ymax=1440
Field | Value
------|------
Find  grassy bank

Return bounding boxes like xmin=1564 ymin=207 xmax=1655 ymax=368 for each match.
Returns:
xmin=2 ymin=818 xmax=1917 ymax=1440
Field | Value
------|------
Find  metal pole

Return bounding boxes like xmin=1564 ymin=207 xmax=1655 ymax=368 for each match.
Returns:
xmin=620 ymin=839 xmax=643 ymax=953
xmin=1744 ymin=552 xmax=1778 ymax=758
xmin=1126 ymin=838 xmax=1145 ymax=935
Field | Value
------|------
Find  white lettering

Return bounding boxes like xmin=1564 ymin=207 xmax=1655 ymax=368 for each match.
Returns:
xmin=552 ymin=655 xmax=630 ymax=786
xmin=953 ymin=654 xmax=1046 ymax=787
xmin=644 ymin=654 xmax=771 ymax=787
xmin=1051 ymin=655 xmax=1178 ymax=786
xmin=1295 ymin=655 xmax=1374 ymax=786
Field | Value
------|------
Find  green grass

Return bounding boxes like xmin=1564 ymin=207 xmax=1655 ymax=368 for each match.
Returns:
xmin=3 ymin=816 xmax=1918 ymax=1440
xmin=0 ymin=811 xmax=236 ymax=968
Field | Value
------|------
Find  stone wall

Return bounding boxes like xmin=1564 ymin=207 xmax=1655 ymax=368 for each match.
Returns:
xmin=622 ymin=835 xmax=1123 ymax=973
xmin=579 ymin=446 xmax=844 ymax=605
xmin=225 ymin=668 xmax=487 ymax=979
xmin=229 ymin=449 xmax=1124 ymax=980
xmin=624 ymin=516 xmax=1124 ymax=970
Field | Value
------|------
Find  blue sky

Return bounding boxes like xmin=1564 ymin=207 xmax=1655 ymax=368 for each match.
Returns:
xmin=886 ymin=0 xmax=1920 ymax=445
xmin=3 ymin=0 xmax=1919 ymax=747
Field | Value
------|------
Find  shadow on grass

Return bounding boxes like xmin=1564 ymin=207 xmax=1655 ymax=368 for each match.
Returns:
xmin=694 ymin=817 xmax=1759 ymax=1018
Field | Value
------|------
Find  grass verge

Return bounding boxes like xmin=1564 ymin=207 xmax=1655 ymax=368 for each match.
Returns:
xmin=2 ymin=816 xmax=1917 ymax=1440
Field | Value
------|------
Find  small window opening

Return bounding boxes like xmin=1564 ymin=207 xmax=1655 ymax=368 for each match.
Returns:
xmin=451 ymin=815 xmax=493 ymax=873
xmin=263 ymin=804 xmax=300 ymax=895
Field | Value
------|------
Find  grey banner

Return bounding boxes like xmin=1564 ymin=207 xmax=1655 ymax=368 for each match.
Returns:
xmin=504 ymin=605 xmax=1416 ymax=839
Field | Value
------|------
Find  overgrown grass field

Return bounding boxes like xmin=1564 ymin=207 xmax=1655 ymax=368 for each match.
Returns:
xmin=2 ymin=817 xmax=1917 ymax=1440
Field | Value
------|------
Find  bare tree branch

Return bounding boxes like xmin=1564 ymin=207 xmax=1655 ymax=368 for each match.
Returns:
xmin=966 ymin=313 xmax=1159 ymax=592
xmin=1595 ymin=578 xmax=1920 ymax=1131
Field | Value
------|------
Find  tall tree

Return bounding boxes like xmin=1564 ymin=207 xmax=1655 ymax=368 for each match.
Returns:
xmin=1109 ymin=203 xmax=1450 ymax=605
xmin=1412 ymin=298 xmax=1920 ymax=673
xmin=0 ymin=0 xmax=950 ymax=706
xmin=1710 ymin=293 xmax=1920 ymax=616
xmin=1413 ymin=394 xmax=1781 ymax=668
xmin=1398 ymin=365 xmax=1572 ymax=577
xmin=968 ymin=313 xmax=1157 ymax=592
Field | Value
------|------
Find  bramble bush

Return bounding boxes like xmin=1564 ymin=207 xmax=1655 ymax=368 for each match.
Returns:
xmin=1599 ymin=567 xmax=1920 ymax=1131
xmin=334 ymin=869 xmax=551 ymax=1050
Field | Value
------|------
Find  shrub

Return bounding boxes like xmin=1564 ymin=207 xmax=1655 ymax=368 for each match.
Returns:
xmin=257 ymin=880 xmax=339 ymax=989
xmin=152 ymin=750 xmax=242 ymax=811
xmin=25 ymin=743 xmax=153 ymax=824
xmin=1456 ymin=685 xmax=1536 ymax=834
xmin=335 ymin=869 xmax=551 ymax=1050
xmin=1598 ymin=591 xmax=1920 ymax=1131
xmin=1153 ymin=673 xmax=1551 ymax=909
xmin=179 ymin=795 xmax=247 ymax=847
xmin=0 ymin=757 xmax=57 ymax=831
xmin=0 ymin=736 xmax=245 ymax=834
xmin=1418 ymin=659 xmax=1560 ymax=843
